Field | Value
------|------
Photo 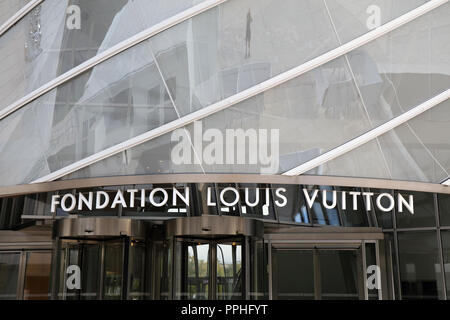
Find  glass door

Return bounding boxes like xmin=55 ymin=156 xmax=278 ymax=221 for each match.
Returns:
xmin=174 ymin=237 xmax=244 ymax=300
xmin=271 ymin=246 xmax=365 ymax=300
xmin=57 ymin=238 xmax=133 ymax=300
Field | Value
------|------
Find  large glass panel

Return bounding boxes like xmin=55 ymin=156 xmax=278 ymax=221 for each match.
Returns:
xmin=0 ymin=0 xmax=30 ymax=26
xmin=272 ymin=249 xmax=314 ymax=299
xmin=316 ymin=99 xmax=450 ymax=183
xmin=365 ymin=243 xmax=379 ymax=300
xmin=438 ymin=194 xmax=450 ymax=226
xmin=0 ymin=252 xmax=20 ymax=299
xmin=175 ymin=242 xmax=210 ymax=300
xmin=23 ymin=252 xmax=51 ymax=300
xmin=62 ymin=131 xmax=203 ymax=181
xmin=80 ymin=244 xmax=101 ymax=300
xmin=250 ymin=239 xmax=267 ymax=300
xmin=0 ymin=0 xmax=204 ymax=111
xmin=217 ymin=242 xmax=242 ymax=300
xmin=304 ymin=186 xmax=341 ymax=226
xmin=0 ymin=40 xmax=178 ymax=186
xmin=397 ymin=231 xmax=443 ymax=299
xmin=439 ymin=230 xmax=450 ymax=299
xmin=325 ymin=0 xmax=427 ymax=44
xmin=274 ymin=184 xmax=310 ymax=224
xmin=372 ymin=189 xmax=394 ymax=229
xmin=103 ymin=241 xmax=124 ymax=300
xmin=149 ymin=0 xmax=340 ymax=116
xmin=319 ymin=250 xmax=360 ymax=300
xmin=154 ymin=241 xmax=172 ymax=300
xmin=396 ymin=191 xmax=436 ymax=229
xmin=343 ymin=3 xmax=450 ymax=128
xmin=128 ymin=241 xmax=146 ymax=300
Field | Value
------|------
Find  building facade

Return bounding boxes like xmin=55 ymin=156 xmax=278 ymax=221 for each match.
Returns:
xmin=0 ymin=0 xmax=449 ymax=300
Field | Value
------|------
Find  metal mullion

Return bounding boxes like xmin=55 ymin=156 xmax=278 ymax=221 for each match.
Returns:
xmin=435 ymin=193 xmax=447 ymax=299
xmin=268 ymin=241 xmax=272 ymax=300
xmin=314 ymin=249 xmax=321 ymax=300
xmin=362 ymin=241 xmax=368 ymax=300
xmin=392 ymin=200 xmax=402 ymax=300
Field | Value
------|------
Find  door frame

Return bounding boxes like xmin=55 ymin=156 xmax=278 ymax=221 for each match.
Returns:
xmin=173 ymin=236 xmax=245 ymax=300
xmin=268 ymin=239 xmax=387 ymax=300
xmin=54 ymin=236 xmax=129 ymax=300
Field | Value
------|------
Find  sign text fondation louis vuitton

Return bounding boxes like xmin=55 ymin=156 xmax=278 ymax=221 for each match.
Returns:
xmin=50 ymin=186 xmax=415 ymax=215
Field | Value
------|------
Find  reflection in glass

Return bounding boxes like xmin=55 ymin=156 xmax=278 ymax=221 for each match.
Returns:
xmin=319 ymin=250 xmax=360 ymax=300
xmin=176 ymin=242 xmax=210 ymax=300
xmin=0 ymin=252 xmax=20 ymax=299
xmin=396 ymin=191 xmax=436 ymax=229
xmin=128 ymin=241 xmax=146 ymax=300
xmin=217 ymin=243 xmax=242 ymax=300
xmin=23 ymin=252 xmax=51 ymax=300
xmin=397 ymin=231 xmax=443 ymax=299
xmin=103 ymin=242 xmax=124 ymax=300
xmin=438 ymin=194 xmax=450 ymax=226
xmin=272 ymin=249 xmax=314 ymax=299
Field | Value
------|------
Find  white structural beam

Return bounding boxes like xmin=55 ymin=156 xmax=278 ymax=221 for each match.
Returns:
xmin=0 ymin=0 xmax=229 ymax=121
xmin=283 ymin=89 xmax=450 ymax=176
xmin=0 ymin=0 xmax=43 ymax=37
xmin=31 ymin=0 xmax=448 ymax=183
xmin=443 ymin=179 xmax=450 ymax=186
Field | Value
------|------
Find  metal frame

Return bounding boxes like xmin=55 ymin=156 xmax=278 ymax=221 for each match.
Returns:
xmin=12 ymin=0 xmax=443 ymax=183
xmin=267 ymin=238 xmax=384 ymax=300
xmin=0 ymin=0 xmax=43 ymax=37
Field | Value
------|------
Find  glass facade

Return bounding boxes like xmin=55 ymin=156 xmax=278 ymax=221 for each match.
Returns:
xmin=0 ymin=0 xmax=449 ymax=301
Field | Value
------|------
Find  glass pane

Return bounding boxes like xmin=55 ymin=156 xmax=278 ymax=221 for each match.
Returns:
xmin=440 ymin=230 xmax=450 ymax=299
xmin=80 ymin=244 xmax=100 ymax=300
xmin=217 ymin=242 xmax=242 ymax=300
xmin=372 ymin=189 xmax=393 ymax=229
xmin=23 ymin=252 xmax=51 ymax=300
xmin=365 ymin=243 xmax=379 ymax=300
xmin=128 ymin=242 xmax=146 ymax=300
xmin=0 ymin=252 xmax=20 ymax=299
xmin=319 ymin=250 xmax=360 ymax=300
xmin=0 ymin=0 xmax=205 ymax=112
xmin=397 ymin=231 xmax=443 ymax=299
xmin=61 ymin=129 xmax=204 ymax=181
xmin=325 ymin=0 xmax=427 ymax=44
xmin=305 ymin=186 xmax=341 ymax=226
xmin=176 ymin=242 xmax=210 ymax=300
xmin=274 ymin=184 xmax=310 ymax=224
xmin=396 ymin=191 xmax=436 ymax=229
xmin=344 ymin=3 xmax=450 ymax=128
xmin=439 ymin=194 xmax=450 ymax=226
xmin=150 ymin=0 xmax=340 ymax=116
xmin=250 ymin=239 xmax=267 ymax=300
xmin=314 ymin=102 xmax=450 ymax=183
xmin=154 ymin=241 xmax=172 ymax=300
xmin=103 ymin=241 xmax=124 ymax=300
xmin=0 ymin=41 xmax=178 ymax=186
xmin=0 ymin=0 xmax=30 ymax=26
xmin=272 ymin=249 xmax=314 ymax=299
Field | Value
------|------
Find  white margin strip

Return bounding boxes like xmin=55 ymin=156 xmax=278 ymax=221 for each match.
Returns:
xmin=30 ymin=0 xmax=448 ymax=183
xmin=0 ymin=0 xmax=228 ymax=121
xmin=0 ymin=0 xmax=44 ymax=37
xmin=283 ymin=89 xmax=450 ymax=176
